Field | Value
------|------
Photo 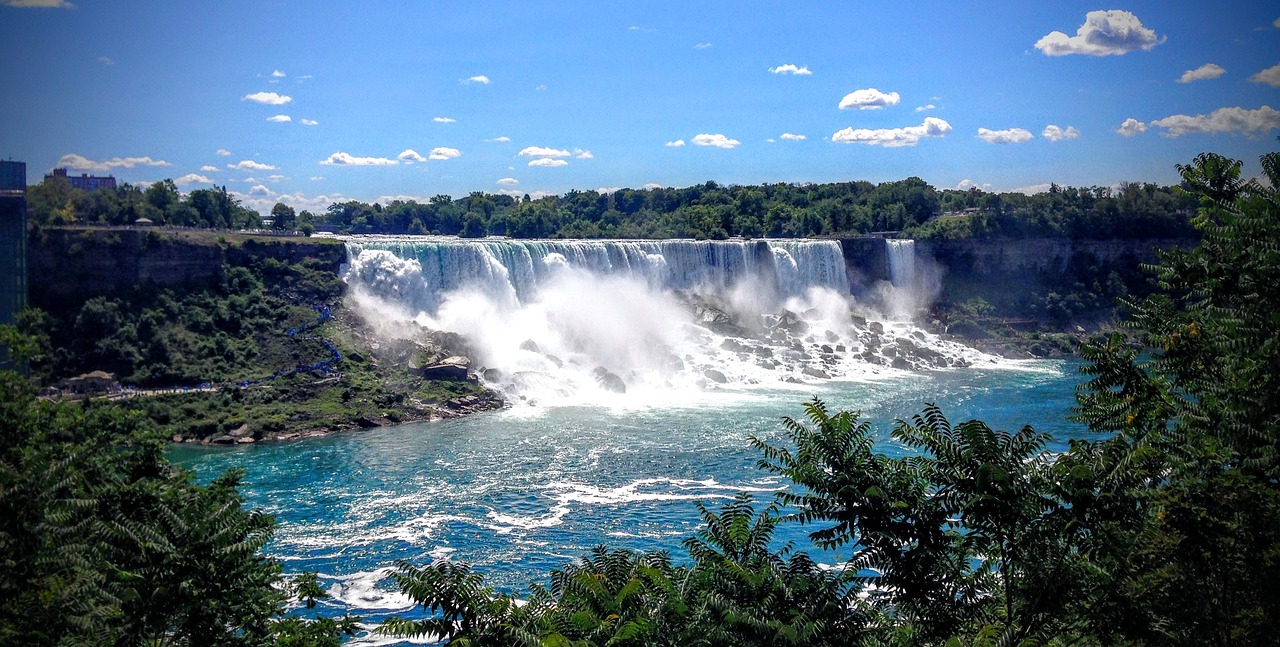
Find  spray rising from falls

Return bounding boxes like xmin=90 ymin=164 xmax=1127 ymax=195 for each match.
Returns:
xmin=341 ymin=236 xmax=999 ymax=407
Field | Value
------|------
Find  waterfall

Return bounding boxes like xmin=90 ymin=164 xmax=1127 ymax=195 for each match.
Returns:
xmin=885 ymin=239 xmax=916 ymax=290
xmin=340 ymin=235 xmax=994 ymax=407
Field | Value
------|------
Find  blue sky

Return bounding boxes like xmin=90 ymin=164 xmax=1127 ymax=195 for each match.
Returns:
xmin=1 ymin=0 xmax=1277 ymax=214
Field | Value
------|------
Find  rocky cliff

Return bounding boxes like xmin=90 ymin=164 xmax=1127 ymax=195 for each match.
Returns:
xmin=27 ymin=227 xmax=346 ymax=309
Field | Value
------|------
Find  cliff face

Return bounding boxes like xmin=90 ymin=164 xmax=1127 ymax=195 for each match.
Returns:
xmin=27 ymin=228 xmax=346 ymax=309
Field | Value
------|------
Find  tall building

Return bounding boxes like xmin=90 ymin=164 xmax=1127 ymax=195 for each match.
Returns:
xmin=0 ymin=161 xmax=27 ymax=368
xmin=47 ymin=166 xmax=117 ymax=191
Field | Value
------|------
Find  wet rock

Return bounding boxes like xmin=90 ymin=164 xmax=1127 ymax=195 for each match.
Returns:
xmin=820 ymin=344 xmax=834 ymax=354
xmin=752 ymin=346 xmax=773 ymax=358
xmin=519 ymin=339 xmax=541 ymax=353
xmin=482 ymin=367 xmax=503 ymax=382
xmin=824 ymin=330 xmax=840 ymax=343
xmin=869 ymin=321 xmax=885 ymax=334
xmin=835 ymin=344 xmax=846 ymax=352
xmin=236 ymin=437 xmax=256 ymax=444
xmin=891 ymin=357 xmax=912 ymax=370
xmin=692 ymin=303 xmax=747 ymax=337
xmin=355 ymin=416 xmax=384 ymax=428
xmin=774 ymin=310 xmax=810 ymax=335
xmin=592 ymin=367 xmax=627 ymax=394
xmin=781 ymin=376 xmax=804 ymax=384
xmin=720 ymin=338 xmax=751 ymax=353
xmin=703 ymin=369 xmax=728 ymax=384
xmin=802 ymin=366 xmax=831 ymax=379
xmin=545 ymin=354 xmax=564 ymax=368
xmin=210 ymin=434 xmax=235 ymax=445
xmin=661 ymin=352 xmax=685 ymax=372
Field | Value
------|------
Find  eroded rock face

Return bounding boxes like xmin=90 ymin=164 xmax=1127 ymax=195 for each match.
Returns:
xmin=592 ymin=366 xmax=628 ymax=394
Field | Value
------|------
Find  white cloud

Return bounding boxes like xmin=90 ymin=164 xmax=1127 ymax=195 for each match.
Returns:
xmin=518 ymin=146 xmax=571 ymax=158
xmin=779 ymin=133 xmax=806 ymax=140
xmin=765 ymin=138 xmax=776 ymax=143
xmin=433 ymin=116 xmax=456 ymax=123
xmin=692 ymin=133 xmax=741 ymax=149
xmin=2 ymin=0 xmax=75 ymax=7
xmin=1035 ymin=10 xmax=1164 ymax=57
xmin=397 ymin=149 xmax=427 ymax=163
xmin=497 ymin=178 xmax=519 ymax=186
xmin=232 ymin=189 xmax=347 ymax=214
xmin=954 ymin=179 xmax=992 ymax=191
xmin=535 ymin=84 xmax=548 ymax=91
xmin=242 ymin=91 xmax=292 ymax=105
xmin=642 ymin=183 xmax=663 ymax=190
xmin=173 ymin=173 xmax=214 ymax=185
xmin=769 ymin=64 xmax=812 ymax=76
xmin=694 ymin=42 xmax=712 ymax=49
xmin=915 ymin=104 xmax=937 ymax=112
xmin=300 ymin=118 xmax=318 ymax=126
xmin=97 ymin=55 xmax=114 ymax=66
xmin=528 ymin=158 xmax=568 ymax=167
xmin=228 ymin=159 xmax=277 ymax=171
xmin=1148 ymin=105 xmax=1280 ymax=137
xmin=1178 ymin=63 xmax=1226 ymax=83
xmin=428 ymin=147 xmax=462 ymax=160
xmin=462 ymin=75 xmax=490 ymax=85
xmin=199 ymin=165 xmax=219 ymax=172
xmin=309 ymin=176 xmax=323 ymax=181
xmin=56 ymin=153 xmax=171 ymax=172
xmin=266 ymin=174 xmax=284 ymax=182
xmin=839 ymin=88 xmax=900 ymax=110
xmin=1116 ymin=118 xmax=1148 ymax=137
xmin=1041 ymin=125 xmax=1080 ymax=142
xmin=248 ymin=184 xmax=273 ymax=197
xmin=574 ymin=149 xmax=594 ymax=159
xmin=1248 ymin=63 xmax=1280 ymax=87
xmin=216 ymin=149 xmax=231 ymax=156
xmin=977 ymin=128 xmax=1034 ymax=144
xmin=596 ymin=187 xmax=622 ymax=194
xmin=271 ymin=70 xmax=286 ymax=78
xmin=1009 ymin=183 xmax=1054 ymax=196
xmin=665 ymin=139 xmax=686 ymax=147
xmin=266 ymin=114 xmax=292 ymax=123
xmin=831 ymin=117 xmax=952 ymax=147
xmin=319 ymin=152 xmax=398 ymax=166
xmin=486 ymin=136 xmax=511 ymax=142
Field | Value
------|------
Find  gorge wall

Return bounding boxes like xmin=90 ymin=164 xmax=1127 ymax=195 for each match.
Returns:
xmin=26 ymin=227 xmax=346 ymax=309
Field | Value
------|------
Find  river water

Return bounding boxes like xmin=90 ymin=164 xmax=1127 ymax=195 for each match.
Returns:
xmin=170 ymin=236 xmax=1097 ymax=641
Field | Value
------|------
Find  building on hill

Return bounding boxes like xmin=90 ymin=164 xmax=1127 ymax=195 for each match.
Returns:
xmin=46 ymin=166 xmax=117 ymax=191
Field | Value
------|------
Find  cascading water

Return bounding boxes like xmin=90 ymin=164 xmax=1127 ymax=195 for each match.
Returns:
xmin=886 ymin=239 xmax=916 ymax=290
xmin=341 ymin=235 xmax=998 ymax=407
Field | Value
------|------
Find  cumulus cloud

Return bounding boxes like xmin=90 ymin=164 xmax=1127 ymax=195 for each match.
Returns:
xmin=1148 ymin=105 xmax=1280 ymax=137
xmin=271 ymin=70 xmax=286 ymax=78
xmin=242 ymin=91 xmax=292 ymax=105
xmin=642 ymin=183 xmax=663 ymax=190
xmin=173 ymin=173 xmax=214 ymax=185
xmin=831 ymin=117 xmax=952 ymax=147
xmin=574 ymin=149 xmax=594 ymax=159
xmin=247 ymin=184 xmax=273 ymax=197
xmin=199 ymin=165 xmax=219 ymax=172
xmin=216 ymin=149 xmax=231 ymax=156
xmin=692 ymin=133 xmax=741 ymax=149
xmin=428 ymin=147 xmax=461 ymax=160
xmin=56 ymin=153 xmax=171 ymax=172
xmin=397 ymin=149 xmax=427 ymax=163
xmin=433 ymin=116 xmax=456 ymax=123
xmin=463 ymin=75 xmax=490 ymax=84
xmin=2 ymin=1 xmax=75 ymax=8
xmin=228 ymin=159 xmax=277 ymax=171
xmin=1178 ymin=63 xmax=1226 ymax=83
xmin=1035 ymin=10 xmax=1164 ymax=57
xmin=518 ymin=146 xmax=571 ymax=158
xmin=486 ymin=136 xmax=511 ymax=142
xmin=694 ymin=42 xmax=712 ymax=49
xmin=1248 ymin=63 xmax=1280 ymax=87
xmin=319 ymin=152 xmax=398 ymax=166
xmin=779 ymin=133 xmax=806 ymax=140
xmin=839 ymin=88 xmax=900 ymax=110
xmin=497 ymin=177 xmax=519 ymax=186
xmin=300 ymin=118 xmax=318 ymax=126
xmin=266 ymin=114 xmax=292 ymax=123
xmin=1116 ymin=118 xmax=1148 ymax=137
xmin=769 ymin=64 xmax=812 ymax=75
xmin=954 ymin=179 xmax=992 ymax=191
xmin=1041 ymin=125 xmax=1080 ymax=142
xmin=528 ymin=158 xmax=569 ymax=167
xmin=1009 ymin=183 xmax=1055 ymax=196
xmin=977 ymin=128 xmax=1034 ymax=144
xmin=915 ymin=104 xmax=936 ymax=112
xmin=665 ymin=139 xmax=686 ymax=147
xmin=596 ymin=187 xmax=622 ymax=194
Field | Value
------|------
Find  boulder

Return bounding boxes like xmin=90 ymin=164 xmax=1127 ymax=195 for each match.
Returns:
xmin=773 ymin=310 xmax=810 ymax=335
xmin=519 ymin=339 xmax=541 ymax=353
xmin=229 ymin=423 xmax=251 ymax=437
xmin=592 ymin=367 xmax=627 ymax=394
xmin=703 ymin=369 xmax=728 ymax=384
xmin=482 ymin=367 xmax=503 ymax=382
xmin=802 ymin=366 xmax=831 ymax=380
xmin=421 ymin=356 xmax=471 ymax=381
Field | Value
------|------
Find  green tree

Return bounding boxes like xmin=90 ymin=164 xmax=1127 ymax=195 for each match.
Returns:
xmin=270 ymin=202 xmax=298 ymax=231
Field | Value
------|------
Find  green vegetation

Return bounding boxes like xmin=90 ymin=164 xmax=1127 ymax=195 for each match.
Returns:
xmin=1 ymin=148 xmax=1272 ymax=644
xmin=25 ymin=171 xmax=1197 ymax=241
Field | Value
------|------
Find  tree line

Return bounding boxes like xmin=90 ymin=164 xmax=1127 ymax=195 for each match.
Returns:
xmin=3 ymin=148 xmax=1270 ymax=644
xmin=25 ymin=172 xmax=1199 ymax=241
